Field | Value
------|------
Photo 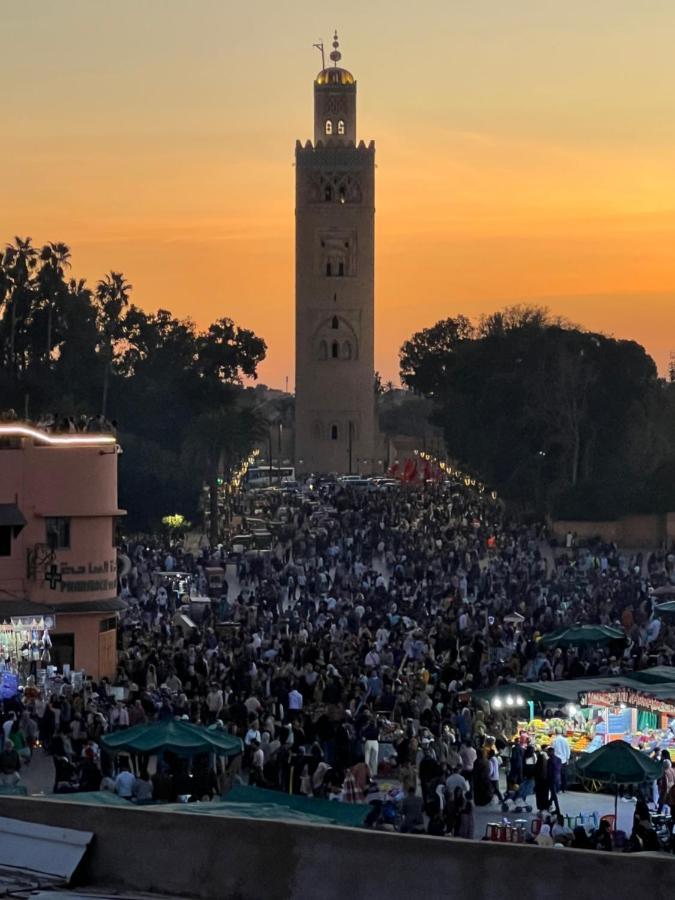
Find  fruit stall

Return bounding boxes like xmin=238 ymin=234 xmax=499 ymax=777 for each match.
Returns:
xmin=479 ymin=668 xmax=675 ymax=769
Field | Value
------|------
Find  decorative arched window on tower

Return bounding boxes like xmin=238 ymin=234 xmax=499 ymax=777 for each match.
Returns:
xmin=325 ymin=120 xmax=333 ymax=135
xmin=331 ymin=341 xmax=339 ymax=359
xmin=342 ymin=341 xmax=352 ymax=360
xmin=337 ymin=120 xmax=345 ymax=135
xmin=331 ymin=316 xmax=339 ymax=330
xmin=331 ymin=424 xmax=339 ymax=441
xmin=324 ymin=184 xmax=333 ymax=202
xmin=318 ymin=340 xmax=327 ymax=360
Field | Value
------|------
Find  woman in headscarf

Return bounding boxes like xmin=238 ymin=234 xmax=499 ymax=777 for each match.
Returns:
xmin=312 ymin=761 xmax=331 ymax=797
xmin=658 ymin=758 xmax=675 ymax=812
xmin=471 ymin=753 xmax=493 ymax=806
xmin=534 ymin=745 xmax=550 ymax=813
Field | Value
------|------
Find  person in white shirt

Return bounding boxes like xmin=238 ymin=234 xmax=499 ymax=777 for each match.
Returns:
xmin=114 ymin=762 xmax=135 ymax=799
xmin=364 ymin=648 xmax=380 ymax=668
xmin=487 ymin=749 xmax=503 ymax=803
xmin=110 ymin=701 xmax=129 ymax=730
xmin=206 ymin=686 xmax=224 ymax=722
xmin=244 ymin=695 xmax=262 ymax=716
xmin=445 ymin=769 xmax=469 ymax=796
xmin=288 ymin=688 xmax=304 ymax=713
xmin=245 ymin=724 xmax=261 ymax=745
xmin=551 ymin=728 xmax=571 ymax=791
xmin=249 ymin=740 xmax=265 ymax=785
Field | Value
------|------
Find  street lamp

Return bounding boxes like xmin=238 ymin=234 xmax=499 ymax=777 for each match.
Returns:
xmin=348 ymin=421 xmax=353 ymax=474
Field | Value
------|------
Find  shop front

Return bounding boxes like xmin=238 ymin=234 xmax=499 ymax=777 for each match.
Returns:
xmin=0 ymin=614 xmax=55 ymax=678
xmin=577 ymin=688 xmax=675 ymax=755
xmin=481 ymin=668 xmax=675 ymax=780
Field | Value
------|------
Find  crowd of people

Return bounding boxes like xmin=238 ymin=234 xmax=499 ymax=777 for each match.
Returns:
xmin=2 ymin=472 xmax=675 ymax=849
xmin=0 ymin=408 xmax=116 ymax=434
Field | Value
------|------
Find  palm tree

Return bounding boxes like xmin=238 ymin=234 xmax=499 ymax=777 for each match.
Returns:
xmin=38 ymin=242 xmax=71 ymax=360
xmin=2 ymin=237 xmax=38 ymax=375
xmin=183 ymin=405 xmax=266 ymax=544
xmin=95 ymin=271 xmax=132 ymax=417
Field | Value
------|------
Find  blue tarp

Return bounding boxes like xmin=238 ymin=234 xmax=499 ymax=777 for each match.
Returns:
xmin=0 ymin=672 xmax=19 ymax=700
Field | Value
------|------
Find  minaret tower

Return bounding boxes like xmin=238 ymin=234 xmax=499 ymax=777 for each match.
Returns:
xmin=294 ymin=32 xmax=376 ymax=475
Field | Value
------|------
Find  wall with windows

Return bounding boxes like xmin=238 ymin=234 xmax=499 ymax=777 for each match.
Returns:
xmin=0 ymin=431 xmax=122 ymax=678
xmin=0 ymin=440 xmax=120 ymax=605
xmin=296 ymin=63 xmax=375 ymax=475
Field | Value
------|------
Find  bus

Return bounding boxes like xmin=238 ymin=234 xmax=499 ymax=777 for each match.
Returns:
xmin=244 ymin=465 xmax=296 ymax=489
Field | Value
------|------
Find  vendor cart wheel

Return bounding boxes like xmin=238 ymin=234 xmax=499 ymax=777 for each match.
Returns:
xmin=581 ymin=777 xmax=601 ymax=793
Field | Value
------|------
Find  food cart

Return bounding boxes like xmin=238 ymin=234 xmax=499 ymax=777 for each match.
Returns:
xmin=482 ymin=667 xmax=675 ymax=787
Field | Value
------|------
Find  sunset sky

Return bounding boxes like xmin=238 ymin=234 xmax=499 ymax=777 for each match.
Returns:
xmin=3 ymin=0 xmax=675 ymax=386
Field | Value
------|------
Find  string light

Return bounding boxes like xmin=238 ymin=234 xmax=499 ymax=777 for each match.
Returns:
xmin=406 ymin=446 xmax=498 ymax=501
xmin=0 ymin=423 xmax=116 ymax=446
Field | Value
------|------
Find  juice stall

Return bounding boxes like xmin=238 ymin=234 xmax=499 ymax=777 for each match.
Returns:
xmin=480 ymin=668 xmax=675 ymax=779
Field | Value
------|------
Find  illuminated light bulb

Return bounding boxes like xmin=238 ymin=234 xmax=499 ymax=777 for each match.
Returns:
xmin=492 ymin=697 xmax=503 ymax=709
xmin=506 ymin=695 xmax=514 ymax=706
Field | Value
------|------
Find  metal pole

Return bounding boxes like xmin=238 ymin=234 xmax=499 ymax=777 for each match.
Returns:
xmin=348 ymin=422 xmax=353 ymax=474
xmin=268 ymin=430 xmax=273 ymax=486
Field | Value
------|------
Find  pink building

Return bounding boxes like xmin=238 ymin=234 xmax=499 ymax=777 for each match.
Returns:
xmin=0 ymin=423 xmax=125 ymax=680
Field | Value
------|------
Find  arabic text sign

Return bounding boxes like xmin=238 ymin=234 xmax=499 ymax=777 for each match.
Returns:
xmin=45 ymin=558 xmax=117 ymax=594
xmin=579 ymin=689 xmax=675 ymax=717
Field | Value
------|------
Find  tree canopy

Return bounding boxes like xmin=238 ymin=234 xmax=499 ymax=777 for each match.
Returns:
xmin=0 ymin=237 xmax=267 ymax=531
xmin=400 ymin=306 xmax=673 ymax=519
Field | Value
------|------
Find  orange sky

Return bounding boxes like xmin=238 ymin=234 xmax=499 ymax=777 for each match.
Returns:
xmin=3 ymin=1 xmax=675 ymax=386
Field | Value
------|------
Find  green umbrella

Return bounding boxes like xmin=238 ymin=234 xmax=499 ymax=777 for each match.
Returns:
xmin=655 ymin=600 xmax=675 ymax=621
xmin=101 ymin=719 xmax=243 ymax=758
xmin=539 ymin=625 xmax=625 ymax=649
xmin=575 ymin=740 xmax=663 ymax=822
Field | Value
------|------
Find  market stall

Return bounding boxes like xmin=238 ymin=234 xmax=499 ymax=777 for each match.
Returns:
xmin=577 ymin=687 xmax=675 ymax=755
xmin=479 ymin=667 xmax=675 ymax=785
xmin=0 ymin=612 xmax=54 ymax=676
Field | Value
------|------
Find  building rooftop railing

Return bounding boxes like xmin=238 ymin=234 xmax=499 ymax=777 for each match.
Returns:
xmin=0 ymin=421 xmax=117 ymax=448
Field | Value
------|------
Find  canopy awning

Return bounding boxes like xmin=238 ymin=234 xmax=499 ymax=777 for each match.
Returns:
xmin=539 ymin=625 xmax=626 ymax=649
xmin=45 ymin=787 xmax=369 ymax=827
xmin=0 ymin=600 xmax=54 ymax=624
xmin=655 ymin=601 xmax=675 ymax=620
xmin=100 ymin=719 xmax=243 ymax=758
xmin=475 ymin=667 xmax=675 ymax=714
xmin=0 ymin=503 xmax=26 ymax=534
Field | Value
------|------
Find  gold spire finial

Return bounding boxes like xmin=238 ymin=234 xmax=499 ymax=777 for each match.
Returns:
xmin=329 ymin=30 xmax=341 ymax=66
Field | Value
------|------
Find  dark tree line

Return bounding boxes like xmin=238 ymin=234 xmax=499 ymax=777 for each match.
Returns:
xmin=400 ymin=306 xmax=675 ymax=519
xmin=0 ymin=237 xmax=267 ymax=531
